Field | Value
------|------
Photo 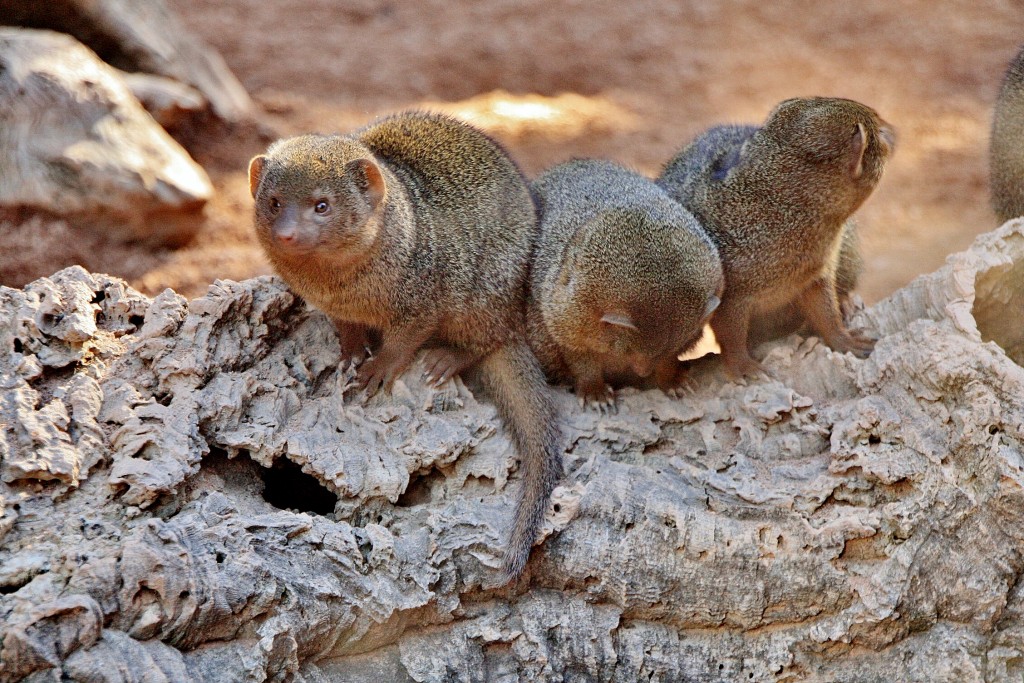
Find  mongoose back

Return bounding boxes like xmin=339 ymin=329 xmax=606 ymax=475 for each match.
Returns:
xmin=528 ymin=159 xmax=723 ymax=410
xmin=248 ymin=111 xmax=563 ymax=578
xmin=991 ymin=44 xmax=1024 ymax=223
xmin=658 ymin=98 xmax=894 ymax=377
xmin=676 ymin=127 xmax=867 ymax=345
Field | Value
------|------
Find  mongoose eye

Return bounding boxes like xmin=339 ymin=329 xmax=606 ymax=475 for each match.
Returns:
xmin=269 ymin=197 xmax=281 ymax=213
xmin=314 ymin=200 xmax=330 ymax=214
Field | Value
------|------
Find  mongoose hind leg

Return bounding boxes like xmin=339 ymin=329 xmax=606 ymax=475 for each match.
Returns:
xmin=711 ymin=297 xmax=766 ymax=380
xmin=332 ymin=319 xmax=373 ymax=370
xmin=354 ymin=322 xmax=436 ymax=397
xmin=421 ymin=346 xmax=484 ymax=386
xmin=796 ymin=277 xmax=875 ymax=358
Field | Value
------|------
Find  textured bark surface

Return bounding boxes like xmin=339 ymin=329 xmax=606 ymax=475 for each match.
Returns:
xmin=0 ymin=0 xmax=255 ymax=123
xmin=1 ymin=222 xmax=1024 ymax=682
xmin=0 ymin=29 xmax=213 ymax=246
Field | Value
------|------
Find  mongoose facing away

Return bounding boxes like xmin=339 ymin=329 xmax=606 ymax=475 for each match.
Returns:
xmin=991 ymin=44 xmax=1024 ymax=224
xmin=658 ymin=98 xmax=894 ymax=377
xmin=248 ymin=111 xmax=563 ymax=578
xmin=528 ymin=159 xmax=723 ymax=410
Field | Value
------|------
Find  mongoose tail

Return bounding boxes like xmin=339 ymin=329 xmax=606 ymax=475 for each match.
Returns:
xmin=479 ymin=339 xmax=563 ymax=578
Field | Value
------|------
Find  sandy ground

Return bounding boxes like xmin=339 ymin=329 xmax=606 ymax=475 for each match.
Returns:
xmin=4 ymin=0 xmax=1024 ymax=304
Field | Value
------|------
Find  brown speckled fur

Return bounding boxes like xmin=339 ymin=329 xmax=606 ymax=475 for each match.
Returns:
xmin=249 ymin=111 xmax=563 ymax=578
xmin=658 ymin=97 xmax=894 ymax=377
xmin=528 ymin=159 xmax=723 ymax=410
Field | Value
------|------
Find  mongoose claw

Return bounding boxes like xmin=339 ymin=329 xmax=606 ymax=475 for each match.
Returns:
xmin=665 ymin=385 xmax=695 ymax=400
xmin=334 ymin=322 xmax=372 ymax=370
xmin=723 ymin=355 xmax=769 ymax=383
xmin=829 ymin=331 xmax=876 ymax=359
xmin=339 ymin=346 xmax=370 ymax=373
xmin=577 ymin=384 xmax=618 ymax=414
xmin=421 ymin=347 xmax=478 ymax=388
xmin=353 ymin=356 xmax=395 ymax=398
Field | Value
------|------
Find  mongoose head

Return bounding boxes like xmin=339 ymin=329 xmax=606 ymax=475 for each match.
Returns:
xmin=249 ymin=134 xmax=386 ymax=263
xmin=759 ymin=97 xmax=895 ymax=208
xmin=551 ymin=209 xmax=723 ymax=377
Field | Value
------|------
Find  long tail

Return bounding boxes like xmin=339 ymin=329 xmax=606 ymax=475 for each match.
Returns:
xmin=479 ymin=339 xmax=564 ymax=578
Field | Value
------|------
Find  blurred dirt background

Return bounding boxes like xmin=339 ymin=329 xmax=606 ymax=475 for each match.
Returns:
xmin=5 ymin=0 xmax=1024 ymax=304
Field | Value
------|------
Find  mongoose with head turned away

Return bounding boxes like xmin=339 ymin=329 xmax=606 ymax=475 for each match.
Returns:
xmin=658 ymin=98 xmax=894 ymax=377
xmin=248 ymin=111 xmax=563 ymax=578
xmin=528 ymin=159 xmax=723 ymax=411
xmin=991 ymin=44 xmax=1024 ymax=224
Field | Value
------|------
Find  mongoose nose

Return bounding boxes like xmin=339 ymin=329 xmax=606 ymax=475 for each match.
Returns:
xmin=272 ymin=216 xmax=299 ymax=245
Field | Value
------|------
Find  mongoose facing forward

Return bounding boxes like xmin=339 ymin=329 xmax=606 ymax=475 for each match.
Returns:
xmin=991 ymin=44 xmax=1024 ymax=224
xmin=248 ymin=111 xmax=562 ymax=578
xmin=528 ymin=159 xmax=723 ymax=411
xmin=658 ymin=98 xmax=894 ymax=377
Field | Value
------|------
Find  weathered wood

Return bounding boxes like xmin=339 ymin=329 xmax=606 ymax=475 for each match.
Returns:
xmin=1 ymin=222 xmax=1024 ymax=681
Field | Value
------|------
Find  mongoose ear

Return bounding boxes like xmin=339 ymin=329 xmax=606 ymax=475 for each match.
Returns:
xmin=600 ymin=312 xmax=639 ymax=331
xmin=704 ymin=295 xmax=721 ymax=318
xmin=347 ymin=158 xmax=386 ymax=208
xmin=248 ymin=155 xmax=267 ymax=199
xmin=849 ymin=122 xmax=867 ymax=179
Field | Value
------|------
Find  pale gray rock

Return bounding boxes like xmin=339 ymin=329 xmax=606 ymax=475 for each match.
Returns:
xmin=1 ymin=222 xmax=1024 ymax=681
xmin=119 ymin=71 xmax=207 ymax=130
xmin=0 ymin=29 xmax=213 ymax=246
xmin=0 ymin=0 xmax=255 ymax=123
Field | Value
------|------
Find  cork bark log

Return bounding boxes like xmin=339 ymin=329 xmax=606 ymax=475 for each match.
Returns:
xmin=1 ymin=221 xmax=1024 ymax=682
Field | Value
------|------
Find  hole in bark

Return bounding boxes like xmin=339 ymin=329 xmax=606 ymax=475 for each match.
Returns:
xmin=261 ymin=458 xmax=338 ymax=515
xmin=0 ymin=574 xmax=35 ymax=595
xmin=128 ymin=314 xmax=145 ymax=330
xmin=91 ymin=290 xmax=106 ymax=304
xmin=973 ymin=253 xmax=1024 ymax=366
xmin=13 ymin=338 xmax=23 ymax=353
xmin=215 ymin=552 xmax=226 ymax=564
xmin=989 ymin=424 xmax=1001 ymax=435
xmin=396 ymin=469 xmax=445 ymax=508
xmin=868 ymin=434 xmax=881 ymax=445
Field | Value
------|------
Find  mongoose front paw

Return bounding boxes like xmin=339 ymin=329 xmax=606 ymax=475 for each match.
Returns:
xmin=421 ymin=347 xmax=480 ymax=387
xmin=722 ymin=354 xmax=769 ymax=382
xmin=354 ymin=356 xmax=399 ymax=397
xmin=653 ymin=358 xmax=694 ymax=398
xmin=339 ymin=343 xmax=370 ymax=371
xmin=828 ymin=331 xmax=876 ymax=359
xmin=576 ymin=380 xmax=618 ymax=415
xmin=334 ymin=322 xmax=372 ymax=371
